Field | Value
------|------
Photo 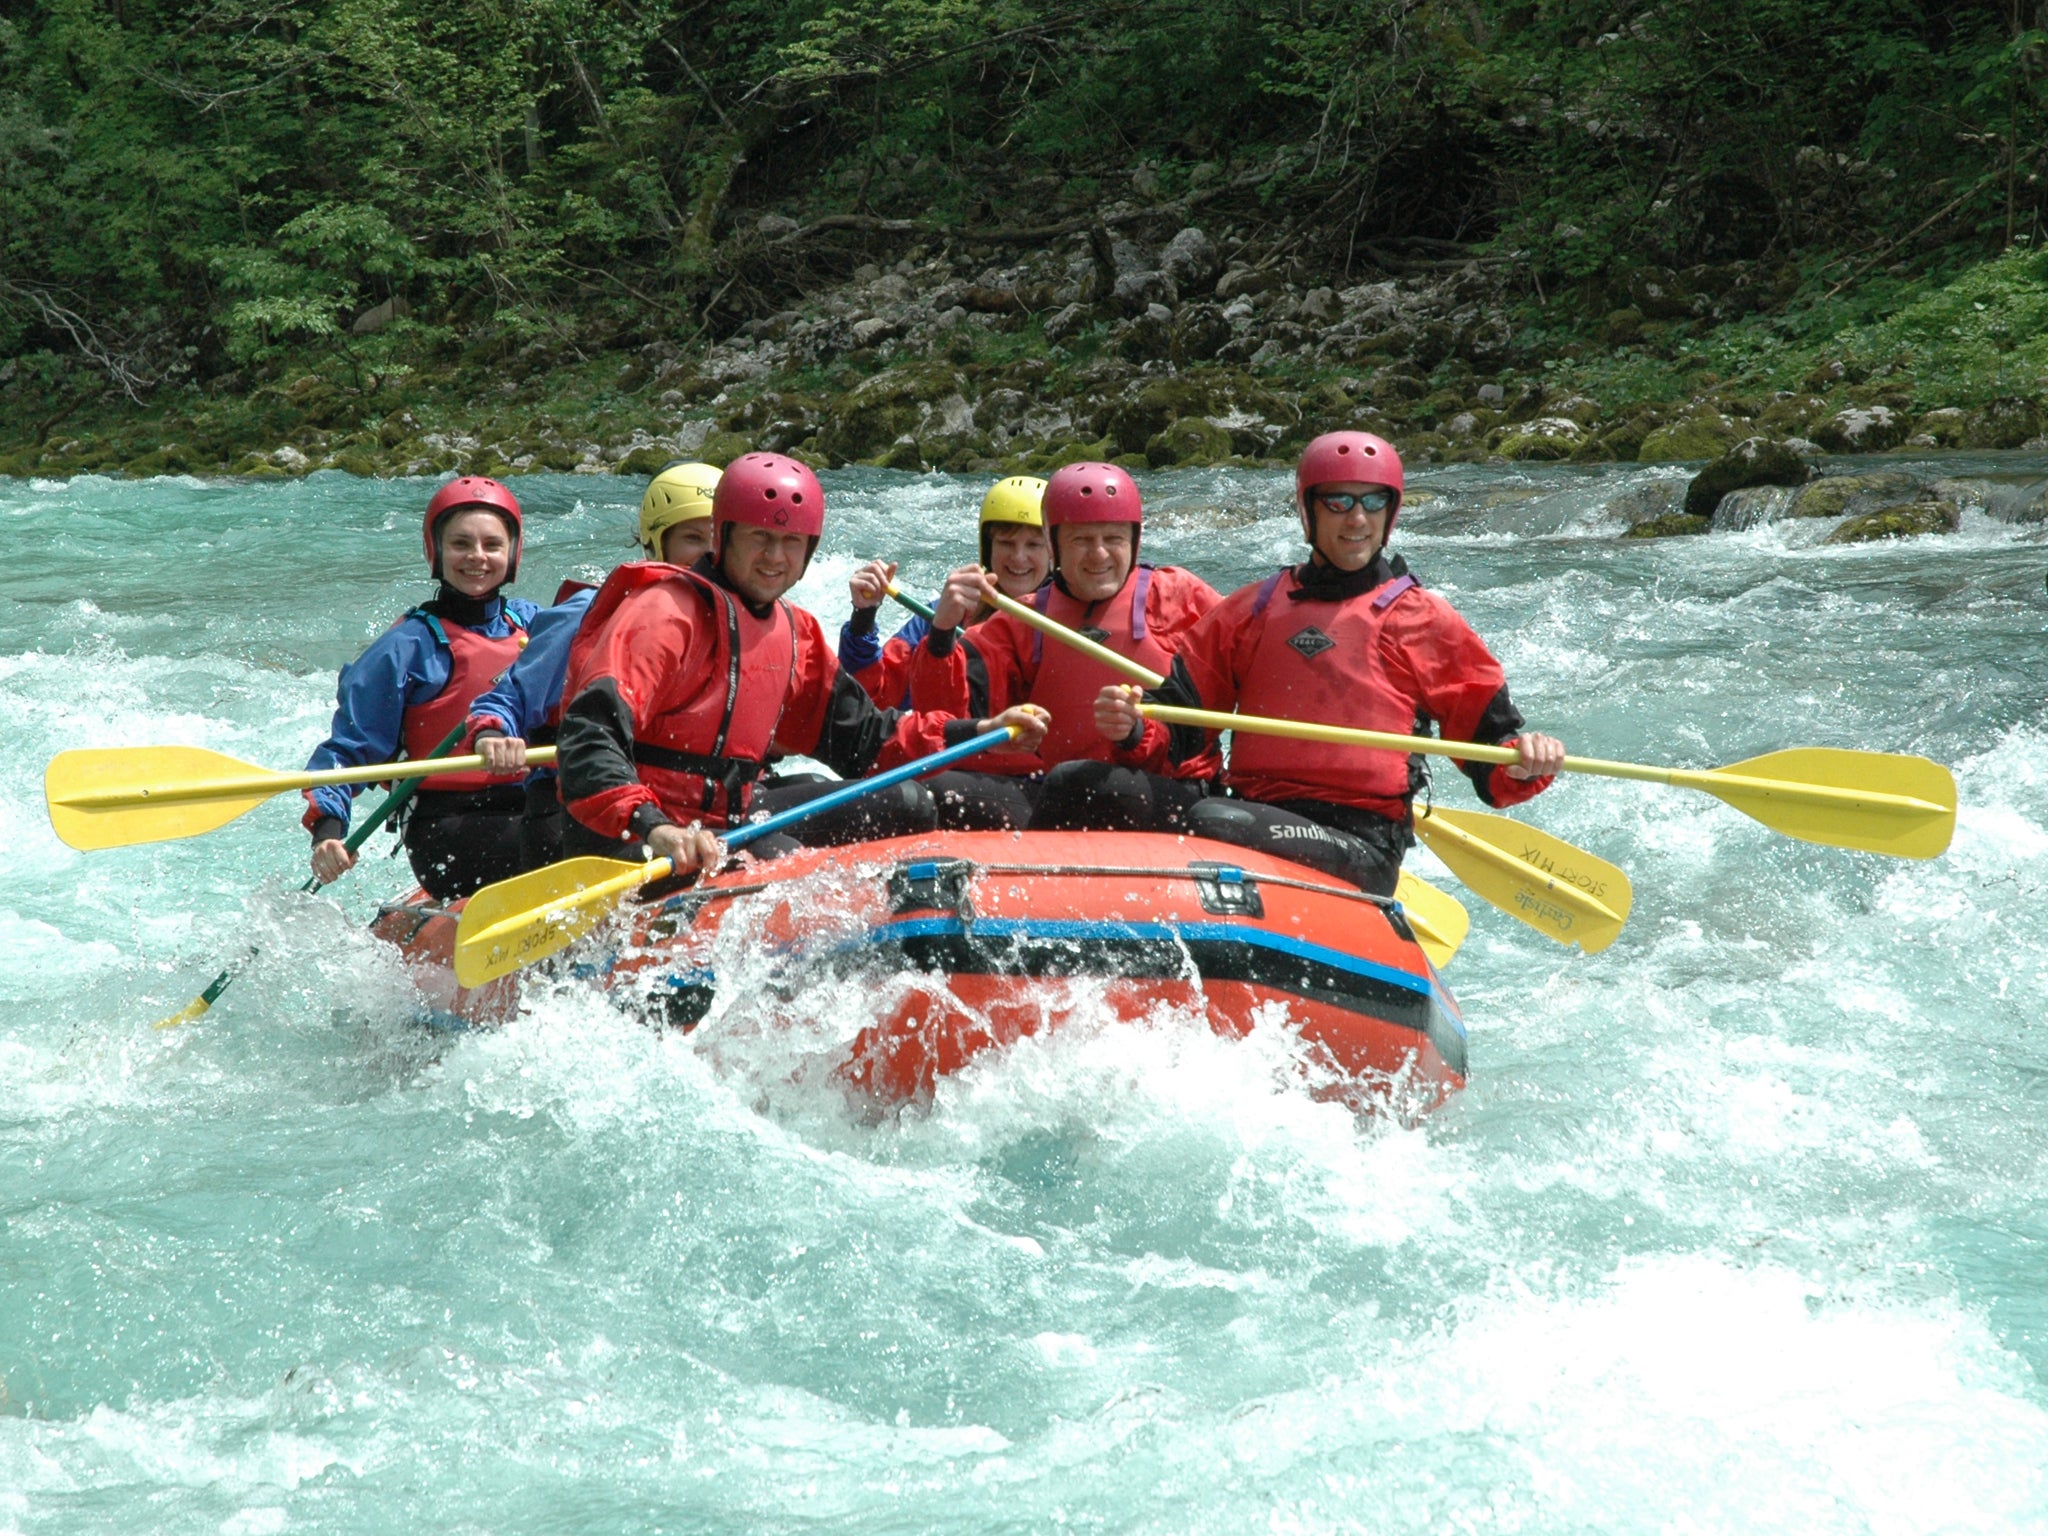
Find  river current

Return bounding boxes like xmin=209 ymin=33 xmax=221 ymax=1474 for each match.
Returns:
xmin=2 ymin=459 xmax=2045 ymax=1534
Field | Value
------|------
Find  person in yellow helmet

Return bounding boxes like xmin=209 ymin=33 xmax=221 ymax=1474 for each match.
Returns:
xmin=840 ymin=476 xmax=1051 ymax=707
xmin=467 ymin=460 xmax=720 ymax=868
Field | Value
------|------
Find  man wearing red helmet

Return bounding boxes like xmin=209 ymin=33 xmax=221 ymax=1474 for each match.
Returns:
xmin=1092 ymin=431 xmax=1565 ymax=896
xmin=554 ymin=452 xmax=1048 ymax=879
xmin=906 ymin=461 xmax=1222 ymax=830
xmin=303 ymin=477 xmax=540 ymax=899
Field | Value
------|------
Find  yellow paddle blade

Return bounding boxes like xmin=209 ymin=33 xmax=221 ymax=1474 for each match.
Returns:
xmin=46 ymin=746 xmax=294 ymax=851
xmin=153 ymin=995 xmax=215 ymax=1031
xmin=1393 ymin=871 xmax=1469 ymax=971
xmin=45 ymin=743 xmax=559 ymax=851
xmin=454 ymin=856 xmax=671 ymax=988
xmin=1415 ymin=806 xmax=1632 ymax=954
xmin=1674 ymin=748 xmax=1956 ymax=859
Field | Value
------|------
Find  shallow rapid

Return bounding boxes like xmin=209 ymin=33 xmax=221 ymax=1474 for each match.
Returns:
xmin=3 ymin=460 xmax=2046 ymax=1534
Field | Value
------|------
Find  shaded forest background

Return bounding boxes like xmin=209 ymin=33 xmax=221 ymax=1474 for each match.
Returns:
xmin=6 ymin=0 xmax=2048 ymax=453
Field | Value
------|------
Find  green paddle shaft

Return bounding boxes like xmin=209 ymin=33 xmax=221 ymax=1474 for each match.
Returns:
xmin=157 ymin=722 xmax=470 ymax=1030
xmin=886 ymin=585 xmax=938 ymax=622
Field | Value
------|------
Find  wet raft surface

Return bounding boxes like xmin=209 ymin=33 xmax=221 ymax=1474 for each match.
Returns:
xmin=2 ymin=462 xmax=2046 ymax=1532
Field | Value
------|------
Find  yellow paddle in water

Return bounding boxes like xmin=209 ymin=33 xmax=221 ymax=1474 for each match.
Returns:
xmin=911 ymin=580 xmax=1632 ymax=950
xmin=1393 ymin=870 xmax=1469 ymax=970
xmin=1139 ymin=705 xmax=1956 ymax=861
xmin=45 ymin=744 xmax=558 ymax=851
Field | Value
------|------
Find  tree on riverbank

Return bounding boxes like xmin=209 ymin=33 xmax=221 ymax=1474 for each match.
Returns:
xmin=5 ymin=0 xmax=2048 ymax=461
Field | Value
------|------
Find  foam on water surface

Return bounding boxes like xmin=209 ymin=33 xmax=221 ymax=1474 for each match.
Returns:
xmin=2 ymin=463 xmax=2045 ymax=1533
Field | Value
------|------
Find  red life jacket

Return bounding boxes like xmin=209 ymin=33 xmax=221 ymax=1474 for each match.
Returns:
xmin=983 ymin=566 xmax=1174 ymax=777
xmin=400 ymin=607 xmax=528 ymax=792
xmin=1226 ymin=570 xmax=1421 ymax=808
xmin=565 ymin=562 xmax=797 ymax=826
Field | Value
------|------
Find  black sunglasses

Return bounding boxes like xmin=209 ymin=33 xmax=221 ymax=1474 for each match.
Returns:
xmin=1312 ymin=489 xmax=1394 ymax=515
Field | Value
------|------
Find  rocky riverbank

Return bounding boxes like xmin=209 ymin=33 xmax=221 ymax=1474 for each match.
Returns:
xmin=11 ymin=221 xmax=2048 ymax=547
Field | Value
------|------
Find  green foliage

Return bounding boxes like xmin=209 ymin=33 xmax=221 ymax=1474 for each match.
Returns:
xmin=6 ymin=0 xmax=2048 ymax=413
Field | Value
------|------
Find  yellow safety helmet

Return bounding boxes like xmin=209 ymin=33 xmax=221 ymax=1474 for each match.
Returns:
xmin=638 ymin=460 xmax=721 ymax=557
xmin=978 ymin=475 xmax=1047 ymax=566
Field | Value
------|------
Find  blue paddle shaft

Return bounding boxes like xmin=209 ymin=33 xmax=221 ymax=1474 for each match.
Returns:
xmin=723 ymin=725 xmax=1017 ymax=853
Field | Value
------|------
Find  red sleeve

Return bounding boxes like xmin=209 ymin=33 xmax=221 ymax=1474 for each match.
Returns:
xmin=1380 ymin=591 xmax=1554 ymax=806
xmin=851 ymin=633 xmax=915 ymax=707
xmin=559 ymin=584 xmax=707 ymax=837
xmin=905 ymin=630 xmax=969 ymax=715
xmin=773 ymin=609 xmax=943 ymax=775
xmin=907 ymin=613 xmax=1032 ymax=717
xmin=1116 ymin=577 xmax=1261 ymax=770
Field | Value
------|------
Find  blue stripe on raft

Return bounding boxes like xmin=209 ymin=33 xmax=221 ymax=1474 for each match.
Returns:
xmin=841 ymin=914 xmax=1466 ymax=1039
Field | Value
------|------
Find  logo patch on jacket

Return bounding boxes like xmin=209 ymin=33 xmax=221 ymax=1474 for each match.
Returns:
xmin=1287 ymin=626 xmax=1336 ymax=660
xmin=1079 ymin=626 xmax=1111 ymax=643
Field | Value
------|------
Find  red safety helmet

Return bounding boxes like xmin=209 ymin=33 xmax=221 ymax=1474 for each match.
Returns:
xmin=1043 ymin=462 xmax=1142 ymax=559
xmin=423 ymin=476 xmax=524 ymax=580
xmin=711 ymin=452 xmax=825 ymax=576
xmin=1294 ymin=431 xmax=1403 ymax=543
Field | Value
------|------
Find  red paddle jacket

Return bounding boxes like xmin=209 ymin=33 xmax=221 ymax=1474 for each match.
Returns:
xmin=908 ymin=564 xmax=1222 ymax=779
xmin=1123 ymin=558 xmax=1554 ymax=822
xmin=556 ymin=561 xmax=954 ymax=841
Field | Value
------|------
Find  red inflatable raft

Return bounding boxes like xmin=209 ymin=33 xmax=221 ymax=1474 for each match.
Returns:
xmin=371 ymin=830 xmax=1467 ymax=1109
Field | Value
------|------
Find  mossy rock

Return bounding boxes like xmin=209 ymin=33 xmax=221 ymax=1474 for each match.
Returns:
xmin=1495 ymin=417 xmax=1587 ymax=461
xmin=1029 ymin=437 xmax=1117 ymax=473
xmin=1590 ymin=421 xmax=1651 ymax=462
xmin=697 ymin=429 xmax=754 ymax=466
xmin=1960 ymin=398 xmax=2041 ymax=450
xmin=1788 ymin=471 xmax=1921 ymax=519
xmin=1146 ymin=416 xmax=1233 ymax=467
xmin=1756 ymin=394 xmax=1828 ymax=434
xmin=819 ymin=363 xmax=969 ymax=462
xmin=0 ymin=451 xmax=35 ymax=477
xmin=1825 ymin=500 xmax=1960 ymax=544
xmin=1811 ymin=404 xmax=1908 ymax=454
xmin=619 ymin=446 xmax=673 ymax=476
xmin=1636 ymin=413 xmax=1739 ymax=463
xmin=1682 ymin=436 xmax=1813 ymax=519
xmin=234 ymin=458 xmax=288 ymax=479
xmin=1103 ymin=368 xmax=1290 ymax=456
xmin=863 ymin=435 xmax=924 ymax=472
xmin=1911 ymin=408 xmax=1967 ymax=448
xmin=537 ymin=445 xmax=585 ymax=472
xmin=123 ymin=445 xmax=196 ymax=477
xmin=331 ymin=450 xmax=379 ymax=478
xmin=1620 ymin=513 xmax=1712 ymax=539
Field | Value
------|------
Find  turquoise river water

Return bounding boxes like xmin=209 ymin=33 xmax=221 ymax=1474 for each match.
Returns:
xmin=3 ymin=460 xmax=2046 ymax=1534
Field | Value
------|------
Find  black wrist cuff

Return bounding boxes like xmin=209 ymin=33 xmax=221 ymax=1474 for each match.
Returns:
xmin=311 ymin=816 xmax=347 ymax=845
xmin=926 ymin=626 xmax=958 ymax=657
xmin=627 ymin=802 xmax=676 ymax=841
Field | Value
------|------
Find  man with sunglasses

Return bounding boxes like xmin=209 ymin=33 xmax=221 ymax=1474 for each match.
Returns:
xmin=1092 ymin=430 xmax=1564 ymax=897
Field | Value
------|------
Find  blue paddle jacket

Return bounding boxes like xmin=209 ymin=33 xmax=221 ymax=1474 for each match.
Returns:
xmin=303 ymin=592 xmax=539 ymax=836
xmin=464 ymin=584 xmax=598 ymax=780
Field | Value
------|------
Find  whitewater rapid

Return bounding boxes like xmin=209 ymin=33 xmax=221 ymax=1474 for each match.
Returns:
xmin=2 ymin=461 xmax=2044 ymax=1534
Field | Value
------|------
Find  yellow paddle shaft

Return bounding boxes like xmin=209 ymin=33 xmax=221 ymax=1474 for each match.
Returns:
xmin=978 ymin=588 xmax=1167 ymax=687
xmin=1138 ymin=706 xmax=1948 ymax=819
xmin=54 ymin=746 xmax=558 ymax=811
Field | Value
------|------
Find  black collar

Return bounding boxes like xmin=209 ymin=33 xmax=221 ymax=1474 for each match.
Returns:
xmin=423 ymin=585 xmax=502 ymax=628
xmin=1291 ymin=552 xmax=1407 ymax=602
